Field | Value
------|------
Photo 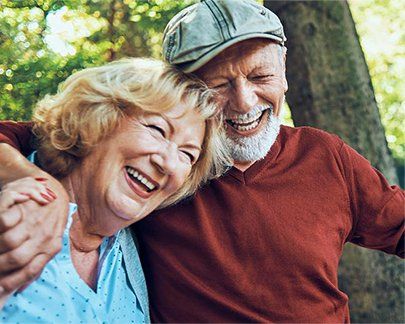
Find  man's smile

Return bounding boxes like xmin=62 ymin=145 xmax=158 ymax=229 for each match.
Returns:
xmin=225 ymin=105 xmax=272 ymax=135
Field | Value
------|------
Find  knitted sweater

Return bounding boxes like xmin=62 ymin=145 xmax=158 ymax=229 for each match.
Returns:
xmin=135 ymin=125 xmax=404 ymax=322
xmin=1 ymin=122 xmax=403 ymax=322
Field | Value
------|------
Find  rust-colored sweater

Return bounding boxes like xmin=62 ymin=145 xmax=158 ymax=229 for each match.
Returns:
xmin=1 ymin=122 xmax=404 ymax=322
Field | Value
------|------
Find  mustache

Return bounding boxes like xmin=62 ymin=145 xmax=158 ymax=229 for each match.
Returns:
xmin=224 ymin=104 xmax=273 ymax=120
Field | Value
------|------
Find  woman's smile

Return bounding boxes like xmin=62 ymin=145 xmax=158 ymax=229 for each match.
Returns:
xmin=124 ymin=166 xmax=159 ymax=199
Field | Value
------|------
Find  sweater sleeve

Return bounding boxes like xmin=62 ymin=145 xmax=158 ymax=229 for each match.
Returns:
xmin=0 ymin=121 xmax=35 ymax=156
xmin=340 ymin=142 xmax=405 ymax=257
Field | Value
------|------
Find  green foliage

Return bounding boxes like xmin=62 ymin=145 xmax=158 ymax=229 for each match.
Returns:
xmin=0 ymin=0 xmax=402 ymax=166
xmin=0 ymin=0 xmax=105 ymax=119
xmin=0 ymin=0 xmax=196 ymax=120
xmin=350 ymin=0 xmax=405 ymax=163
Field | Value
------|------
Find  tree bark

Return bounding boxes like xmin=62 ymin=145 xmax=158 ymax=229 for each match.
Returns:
xmin=264 ymin=1 xmax=403 ymax=322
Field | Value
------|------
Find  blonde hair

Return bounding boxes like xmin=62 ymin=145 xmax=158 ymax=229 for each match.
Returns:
xmin=33 ymin=57 xmax=231 ymax=208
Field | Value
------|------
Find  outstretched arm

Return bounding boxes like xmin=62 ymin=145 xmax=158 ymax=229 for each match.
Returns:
xmin=0 ymin=133 xmax=69 ymax=297
xmin=340 ymin=142 xmax=405 ymax=257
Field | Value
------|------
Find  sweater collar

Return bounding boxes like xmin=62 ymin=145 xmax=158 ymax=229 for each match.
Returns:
xmin=228 ymin=130 xmax=282 ymax=184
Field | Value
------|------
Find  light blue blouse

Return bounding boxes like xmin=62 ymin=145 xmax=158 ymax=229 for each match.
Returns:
xmin=1 ymin=203 xmax=149 ymax=323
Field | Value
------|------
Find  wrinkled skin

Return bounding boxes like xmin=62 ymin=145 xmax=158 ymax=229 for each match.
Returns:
xmin=0 ymin=103 xmax=205 ymax=298
xmin=195 ymin=39 xmax=288 ymax=170
xmin=0 ymin=38 xmax=288 ymax=297
xmin=0 ymin=148 xmax=68 ymax=302
xmin=61 ymin=104 xmax=205 ymax=288
xmin=64 ymin=105 xmax=204 ymax=250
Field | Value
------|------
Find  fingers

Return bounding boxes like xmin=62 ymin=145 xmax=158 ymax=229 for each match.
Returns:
xmin=0 ymin=253 xmax=50 ymax=296
xmin=0 ymin=177 xmax=57 ymax=234
xmin=0 ymin=177 xmax=56 ymax=209
xmin=0 ymin=292 xmax=13 ymax=310
xmin=0 ymin=191 xmax=31 ymax=211
xmin=0 ymin=177 xmax=68 ymax=294
xmin=0 ymin=203 xmax=24 ymax=233
xmin=0 ymin=226 xmax=62 ymax=273
xmin=0 ymin=197 xmax=65 ymax=271
xmin=0 ymin=208 xmax=30 ymax=253
xmin=0 ymin=238 xmax=41 ymax=273
xmin=17 ymin=277 xmax=38 ymax=293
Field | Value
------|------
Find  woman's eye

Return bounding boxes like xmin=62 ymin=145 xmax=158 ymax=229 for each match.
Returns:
xmin=147 ymin=125 xmax=165 ymax=137
xmin=181 ymin=151 xmax=195 ymax=164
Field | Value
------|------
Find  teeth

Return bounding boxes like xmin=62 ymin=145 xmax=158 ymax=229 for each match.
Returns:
xmin=227 ymin=112 xmax=263 ymax=132
xmin=230 ymin=110 xmax=262 ymax=124
xmin=126 ymin=167 xmax=156 ymax=191
xmin=227 ymin=104 xmax=271 ymax=124
xmin=226 ymin=105 xmax=273 ymax=132
xmin=232 ymin=119 xmax=260 ymax=131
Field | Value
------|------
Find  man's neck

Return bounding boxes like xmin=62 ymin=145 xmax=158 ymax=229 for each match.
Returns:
xmin=233 ymin=160 xmax=256 ymax=172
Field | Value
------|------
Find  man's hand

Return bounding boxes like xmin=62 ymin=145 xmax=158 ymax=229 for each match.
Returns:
xmin=0 ymin=144 xmax=69 ymax=297
xmin=0 ymin=201 xmax=67 ymax=294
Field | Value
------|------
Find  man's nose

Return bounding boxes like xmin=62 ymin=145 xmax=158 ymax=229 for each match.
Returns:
xmin=230 ymin=78 xmax=258 ymax=114
xmin=150 ymin=141 xmax=179 ymax=176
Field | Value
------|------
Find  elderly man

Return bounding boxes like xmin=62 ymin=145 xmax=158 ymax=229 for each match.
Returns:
xmin=0 ymin=0 xmax=403 ymax=322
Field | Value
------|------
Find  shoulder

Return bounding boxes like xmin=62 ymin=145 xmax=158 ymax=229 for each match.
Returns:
xmin=279 ymin=125 xmax=341 ymax=143
xmin=279 ymin=125 xmax=344 ymax=152
xmin=274 ymin=125 xmax=349 ymax=174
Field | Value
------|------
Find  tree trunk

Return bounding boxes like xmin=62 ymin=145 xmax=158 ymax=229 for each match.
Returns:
xmin=264 ymin=1 xmax=403 ymax=322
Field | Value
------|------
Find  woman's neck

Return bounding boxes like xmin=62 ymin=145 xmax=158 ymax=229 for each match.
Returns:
xmin=60 ymin=174 xmax=103 ymax=290
xmin=60 ymin=174 xmax=104 ymax=253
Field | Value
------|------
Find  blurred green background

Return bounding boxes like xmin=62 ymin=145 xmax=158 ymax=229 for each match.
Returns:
xmin=0 ymin=0 xmax=403 ymax=174
xmin=0 ymin=0 xmax=404 ymax=322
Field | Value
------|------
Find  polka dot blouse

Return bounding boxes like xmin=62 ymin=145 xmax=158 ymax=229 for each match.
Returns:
xmin=1 ymin=203 xmax=146 ymax=323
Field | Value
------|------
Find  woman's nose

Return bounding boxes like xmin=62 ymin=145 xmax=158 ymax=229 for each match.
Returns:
xmin=150 ymin=142 xmax=178 ymax=175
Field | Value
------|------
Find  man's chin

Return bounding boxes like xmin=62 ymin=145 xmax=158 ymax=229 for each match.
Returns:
xmin=226 ymin=113 xmax=281 ymax=163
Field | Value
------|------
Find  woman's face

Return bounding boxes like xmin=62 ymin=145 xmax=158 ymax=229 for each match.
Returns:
xmin=70 ymin=102 xmax=205 ymax=236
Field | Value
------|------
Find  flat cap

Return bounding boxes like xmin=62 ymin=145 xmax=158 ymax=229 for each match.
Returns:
xmin=162 ymin=0 xmax=286 ymax=73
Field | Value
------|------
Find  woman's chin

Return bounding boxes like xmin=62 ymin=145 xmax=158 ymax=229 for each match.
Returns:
xmin=94 ymin=208 xmax=144 ymax=237
xmin=107 ymin=192 xmax=153 ymax=223
xmin=114 ymin=207 xmax=145 ymax=223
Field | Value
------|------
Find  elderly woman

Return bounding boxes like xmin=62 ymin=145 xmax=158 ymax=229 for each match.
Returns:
xmin=0 ymin=58 xmax=230 ymax=322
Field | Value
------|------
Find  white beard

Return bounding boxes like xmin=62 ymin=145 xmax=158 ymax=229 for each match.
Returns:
xmin=225 ymin=110 xmax=281 ymax=163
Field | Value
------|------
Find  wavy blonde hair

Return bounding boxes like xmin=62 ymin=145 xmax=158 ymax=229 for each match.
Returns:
xmin=33 ymin=58 xmax=231 ymax=208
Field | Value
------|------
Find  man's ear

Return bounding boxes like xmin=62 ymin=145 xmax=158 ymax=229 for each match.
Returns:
xmin=282 ymin=47 xmax=288 ymax=92
xmin=283 ymin=75 xmax=288 ymax=93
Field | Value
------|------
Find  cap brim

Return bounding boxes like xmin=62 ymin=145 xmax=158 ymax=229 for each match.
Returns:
xmin=179 ymin=33 xmax=284 ymax=73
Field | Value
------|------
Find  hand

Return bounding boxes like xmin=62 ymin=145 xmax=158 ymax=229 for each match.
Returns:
xmin=0 ymin=177 xmax=57 ymax=254
xmin=0 ymin=176 xmax=68 ymax=297
xmin=0 ymin=177 xmax=56 ymax=217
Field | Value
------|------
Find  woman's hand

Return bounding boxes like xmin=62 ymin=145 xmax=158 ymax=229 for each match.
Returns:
xmin=0 ymin=176 xmax=56 ymax=209
xmin=0 ymin=176 xmax=68 ymax=300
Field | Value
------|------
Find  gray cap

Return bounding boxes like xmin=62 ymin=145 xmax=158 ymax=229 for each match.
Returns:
xmin=162 ymin=0 xmax=286 ymax=73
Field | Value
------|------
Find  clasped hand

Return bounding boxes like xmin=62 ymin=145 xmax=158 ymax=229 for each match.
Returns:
xmin=0 ymin=177 xmax=67 ymax=306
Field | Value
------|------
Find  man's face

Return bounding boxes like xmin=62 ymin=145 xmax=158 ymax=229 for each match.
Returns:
xmin=195 ymin=39 xmax=288 ymax=164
